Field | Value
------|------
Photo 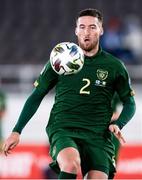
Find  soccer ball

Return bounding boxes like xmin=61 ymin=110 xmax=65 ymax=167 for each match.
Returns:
xmin=50 ymin=42 xmax=84 ymax=75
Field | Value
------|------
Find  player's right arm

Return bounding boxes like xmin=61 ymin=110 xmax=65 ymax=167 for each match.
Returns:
xmin=2 ymin=61 xmax=58 ymax=156
xmin=2 ymin=132 xmax=20 ymax=156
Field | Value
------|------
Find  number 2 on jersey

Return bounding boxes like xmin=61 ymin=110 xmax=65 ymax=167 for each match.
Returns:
xmin=80 ymin=78 xmax=90 ymax=94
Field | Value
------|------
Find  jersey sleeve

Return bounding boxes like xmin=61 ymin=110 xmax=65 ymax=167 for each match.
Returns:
xmin=34 ymin=61 xmax=58 ymax=94
xmin=111 ymin=96 xmax=136 ymax=129
xmin=112 ymin=62 xmax=136 ymax=129
xmin=12 ymin=88 xmax=46 ymax=133
xmin=114 ymin=62 xmax=135 ymax=102
xmin=12 ymin=61 xmax=58 ymax=134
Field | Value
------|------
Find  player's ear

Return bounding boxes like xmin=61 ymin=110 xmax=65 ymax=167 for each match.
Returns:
xmin=75 ymin=27 xmax=78 ymax=36
xmin=100 ymin=27 xmax=104 ymax=36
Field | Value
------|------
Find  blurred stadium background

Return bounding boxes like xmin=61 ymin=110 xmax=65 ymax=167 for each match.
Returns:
xmin=0 ymin=0 xmax=142 ymax=179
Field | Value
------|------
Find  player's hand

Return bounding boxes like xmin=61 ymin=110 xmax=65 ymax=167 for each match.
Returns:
xmin=2 ymin=132 xmax=20 ymax=156
xmin=109 ymin=124 xmax=126 ymax=145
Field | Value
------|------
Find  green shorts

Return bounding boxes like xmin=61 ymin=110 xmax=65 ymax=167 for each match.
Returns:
xmin=49 ymin=129 xmax=116 ymax=178
xmin=112 ymin=134 xmax=120 ymax=162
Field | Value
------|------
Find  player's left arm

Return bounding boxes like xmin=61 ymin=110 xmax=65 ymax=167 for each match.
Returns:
xmin=109 ymin=62 xmax=136 ymax=144
xmin=110 ymin=96 xmax=136 ymax=129
xmin=109 ymin=96 xmax=136 ymax=144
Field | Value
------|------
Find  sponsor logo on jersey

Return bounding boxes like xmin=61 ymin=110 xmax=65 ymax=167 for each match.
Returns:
xmin=96 ymin=69 xmax=108 ymax=80
xmin=95 ymin=80 xmax=106 ymax=87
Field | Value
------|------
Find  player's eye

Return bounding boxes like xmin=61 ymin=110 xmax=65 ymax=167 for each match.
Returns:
xmin=79 ymin=25 xmax=85 ymax=29
xmin=90 ymin=25 xmax=97 ymax=29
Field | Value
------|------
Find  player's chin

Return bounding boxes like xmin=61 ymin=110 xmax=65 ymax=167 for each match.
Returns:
xmin=81 ymin=44 xmax=93 ymax=52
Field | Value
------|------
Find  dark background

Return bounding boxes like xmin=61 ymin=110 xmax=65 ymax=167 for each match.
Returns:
xmin=0 ymin=0 xmax=142 ymax=65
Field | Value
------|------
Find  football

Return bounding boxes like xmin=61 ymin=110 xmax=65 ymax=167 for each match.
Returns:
xmin=50 ymin=42 xmax=84 ymax=75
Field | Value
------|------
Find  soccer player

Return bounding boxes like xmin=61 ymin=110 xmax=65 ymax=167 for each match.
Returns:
xmin=2 ymin=8 xmax=136 ymax=179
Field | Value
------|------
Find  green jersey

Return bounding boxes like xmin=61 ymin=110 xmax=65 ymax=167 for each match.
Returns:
xmin=34 ymin=48 xmax=133 ymax=140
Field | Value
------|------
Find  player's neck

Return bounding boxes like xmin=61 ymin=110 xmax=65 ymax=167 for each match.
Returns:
xmin=83 ymin=45 xmax=99 ymax=57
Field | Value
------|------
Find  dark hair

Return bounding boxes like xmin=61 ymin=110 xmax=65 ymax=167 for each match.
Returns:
xmin=76 ymin=8 xmax=103 ymax=23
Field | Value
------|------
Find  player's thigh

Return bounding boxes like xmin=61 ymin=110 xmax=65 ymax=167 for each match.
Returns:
xmin=57 ymin=146 xmax=80 ymax=163
xmin=57 ymin=146 xmax=81 ymax=172
xmin=50 ymin=136 xmax=79 ymax=161
xmin=49 ymin=136 xmax=80 ymax=173
xmin=53 ymin=137 xmax=81 ymax=172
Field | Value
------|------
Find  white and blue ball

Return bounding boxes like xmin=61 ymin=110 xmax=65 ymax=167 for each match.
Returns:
xmin=50 ymin=42 xmax=84 ymax=75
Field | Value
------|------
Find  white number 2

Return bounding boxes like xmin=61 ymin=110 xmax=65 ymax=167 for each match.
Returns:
xmin=80 ymin=78 xmax=90 ymax=94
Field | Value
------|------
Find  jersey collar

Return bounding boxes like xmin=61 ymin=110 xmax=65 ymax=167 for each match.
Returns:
xmin=84 ymin=46 xmax=102 ymax=59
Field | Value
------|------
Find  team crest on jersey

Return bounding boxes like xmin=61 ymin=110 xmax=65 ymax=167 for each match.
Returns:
xmin=96 ymin=69 xmax=108 ymax=80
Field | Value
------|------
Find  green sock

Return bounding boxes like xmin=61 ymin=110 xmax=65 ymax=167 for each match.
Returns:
xmin=58 ymin=171 xmax=77 ymax=179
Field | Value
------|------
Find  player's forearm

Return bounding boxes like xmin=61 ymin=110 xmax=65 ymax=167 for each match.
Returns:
xmin=12 ymin=88 xmax=45 ymax=134
xmin=110 ymin=96 xmax=136 ymax=129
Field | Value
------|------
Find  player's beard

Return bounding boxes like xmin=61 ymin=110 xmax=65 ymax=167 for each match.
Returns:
xmin=78 ymin=38 xmax=99 ymax=52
